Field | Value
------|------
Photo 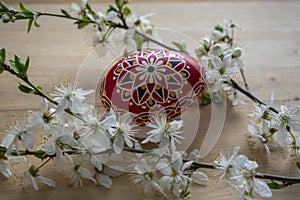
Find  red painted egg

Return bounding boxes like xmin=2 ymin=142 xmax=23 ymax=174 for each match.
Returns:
xmin=100 ymin=49 xmax=206 ymax=124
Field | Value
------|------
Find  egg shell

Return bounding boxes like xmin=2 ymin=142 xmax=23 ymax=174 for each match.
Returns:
xmin=100 ymin=49 xmax=206 ymax=124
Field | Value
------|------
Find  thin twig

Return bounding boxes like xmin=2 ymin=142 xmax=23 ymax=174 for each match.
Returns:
xmin=134 ymin=30 xmax=180 ymax=52
xmin=229 ymin=78 xmax=279 ymax=114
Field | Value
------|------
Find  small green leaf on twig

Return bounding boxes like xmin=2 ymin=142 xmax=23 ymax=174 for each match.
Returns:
xmin=61 ymin=9 xmax=70 ymax=17
xmin=33 ymin=149 xmax=48 ymax=160
xmin=296 ymin=161 xmax=300 ymax=170
xmin=0 ymin=48 xmax=5 ymax=64
xmin=0 ymin=1 xmax=10 ymax=11
xmin=18 ymin=82 xmax=34 ymax=93
xmin=172 ymin=41 xmax=187 ymax=53
xmin=36 ymin=85 xmax=43 ymax=91
xmin=123 ymin=7 xmax=131 ymax=17
xmin=116 ymin=0 xmax=123 ymax=9
xmin=27 ymin=18 xmax=33 ymax=33
xmin=107 ymin=5 xmax=117 ymax=14
xmin=24 ymin=56 xmax=29 ymax=72
xmin=19 ymin=2 xmax=30 ymax=13
xmin=10 ymin=55 xmax=29 ymax=76
xmin=200 ymin=92 xmax=211 ymax=106
xmin=267 ymin=180 xmax=286 ymax=189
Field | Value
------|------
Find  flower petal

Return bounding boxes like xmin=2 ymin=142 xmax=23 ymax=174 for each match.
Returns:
xmin=253 ymin=179 xmax=272 ymax=198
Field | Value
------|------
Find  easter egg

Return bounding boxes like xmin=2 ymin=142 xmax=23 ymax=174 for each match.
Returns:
xmin=100 ymin=49 xmax=206 ymax=124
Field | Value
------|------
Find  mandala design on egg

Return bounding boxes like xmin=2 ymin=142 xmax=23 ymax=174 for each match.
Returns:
xmin=100 ymin=49 xmax=206 ymax=124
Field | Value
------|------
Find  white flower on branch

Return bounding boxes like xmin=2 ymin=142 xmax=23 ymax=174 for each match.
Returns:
xmin=278 ymin=105 xmax=300 ymax=134
xmin=248 ymin=120 xmax=281 ymax=157
xmin=214 ymin=146 xmax=240 ymax=178
xmin=130 ymin=157 xmax=166 ymax=198
xmin=108 ymin=112 xmax=138 ymax=154
xmin=249 ymin=93 xmax=275 ymax=123
xmin=230 ymin=157 xmax=272 ymax=200
xmin=65 ymin=153 xmax=97 ymax=188
xmin=51 ymin=82 xmax=94 ymax=115
xmin=0 ymin=159 xmax=11 ymax=178
xmin=214 ymin=147 xmax=272 ymax=199
xmin=142 ymin=117 xmax=184 ymax=153
xmin=27 ymin=98 xmax=52 ymax=134
xmin=79 ymin=113 xmax=112 ymax=153
xmin=2 ymin=120 xmax=35 ymax=155
xmin=158 ymin=151 xmax=207 ymax=199
xmin=205 ymin=53 xmax=238 ymax=92
xmin=39 ymin=124 xmax=76 ymax=162
xmin=20 ymin=157 xmax=56 ymax=191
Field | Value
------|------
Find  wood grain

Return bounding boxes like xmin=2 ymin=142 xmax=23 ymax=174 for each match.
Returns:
xmin=1 ymin=1 xmax=300 ymax=199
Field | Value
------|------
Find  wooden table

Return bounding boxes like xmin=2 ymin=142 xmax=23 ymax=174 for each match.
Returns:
xmin=1 ymin=0 xmax=300 ymax=199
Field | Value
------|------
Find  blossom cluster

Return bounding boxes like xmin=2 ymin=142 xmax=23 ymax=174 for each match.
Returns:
xmin=214 ymin=147 xmax=272 ymax=199
xmin=0 ymin=81 xmax=209 ymax=198
xmin=196 ymin=20 xmax=246 ymax=105
xmin=248 ymin=94 xmax=300 ymax=156
xmin=70 ymin=0 xmax=154 ymax=57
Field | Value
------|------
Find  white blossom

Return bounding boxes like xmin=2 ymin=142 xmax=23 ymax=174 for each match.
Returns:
xmin=214 ymin=146 xmax=240 ymax=178
xmin=2 ymin=120 xmax=35 ymax=154
xmin=214 ymin=147 xmax=272 ymax=199
xmin=39 ymin=124 xmax=76 ymax=162
xmin=20 ymin=157 xmax=56 ymax=190
xmin=130 ymin=157 xmax=166 ymax=198
xmin=158 ymin=152 xmax=193 ymax=198
xmin=247 ymin=120 xmax=280 ymax=157
xmin=108 ymin=112 xmax=137 ymax=154
xmin=142 ymin=117 xmax=184 ymax=153
xmin=249 ymin=92 xmax=275 ymax=122
xmin=79 ymin=113 xmax=112 ymax=153
xmin=26 ymin=98 xmax=52 ymax=134
xmin=65 ymin=153 xmax=97 ymax=187
xmin=0 ymin=159 xmax=11 ymax=178
xmin=51 ymin=82 xmax=94 ymax=115
xmin=278 ymin=105 xmax=300 ymax=134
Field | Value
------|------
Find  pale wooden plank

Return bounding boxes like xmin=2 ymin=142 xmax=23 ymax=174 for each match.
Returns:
xmin=1 ymin=1 xmax=300 ymax=199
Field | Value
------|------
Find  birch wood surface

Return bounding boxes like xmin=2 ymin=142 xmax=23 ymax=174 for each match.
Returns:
xmin=1 ymin=1 xmax=300 ymax=199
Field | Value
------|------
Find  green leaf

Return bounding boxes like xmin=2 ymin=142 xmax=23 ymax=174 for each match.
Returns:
xmin=33 ymin=19 xmax=40 ymax=28
xmin=172 ymin=41 xmax=187 ymax=53
xmin=200 ymin=92 xmax=211 ymax=106
xmin=116 ymin=0 xmax=122 ymax=9
xmin=14 ymin=55 xmax=23 ymax=73
xmin=24 ymin=56 xmax=29 ymax=72
xmin=76 ymin=20 xmax=89 ymax=29
xmin=19 ymin=2 xmax=30 ymax=13
xmin=33 ymin=150 xmax=48 ymax=160
xmin=61 ymin=9 xmax=70 ymax=16
xmin=0 ymin=1 xmax=10 ymax=11
xmin=0 ymin=48 xmax=5 ymax=64
xmin=85 ymin=2 xmax=92 ymax=12
xmin=215 ymin=25 xmax=224 ymax=32
xmin=123 ymin=7 xmax=131 ymax=17
xmin=0 ymin=67 xmax=3 ymax=74
xmin=18 ymin=82 xmax=34 ymax=93
xmin=27 ymin=18 xmax=33 ymax=33
xmin=267 ymin=180 xmax=286 ymax=190
xmin=36 ymin=85 xmax=43 ymax=91
xmin=107 ymin=5 xmax=117 ymax=14
xmin=297 ymin=161 xmax=300 ymax=170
